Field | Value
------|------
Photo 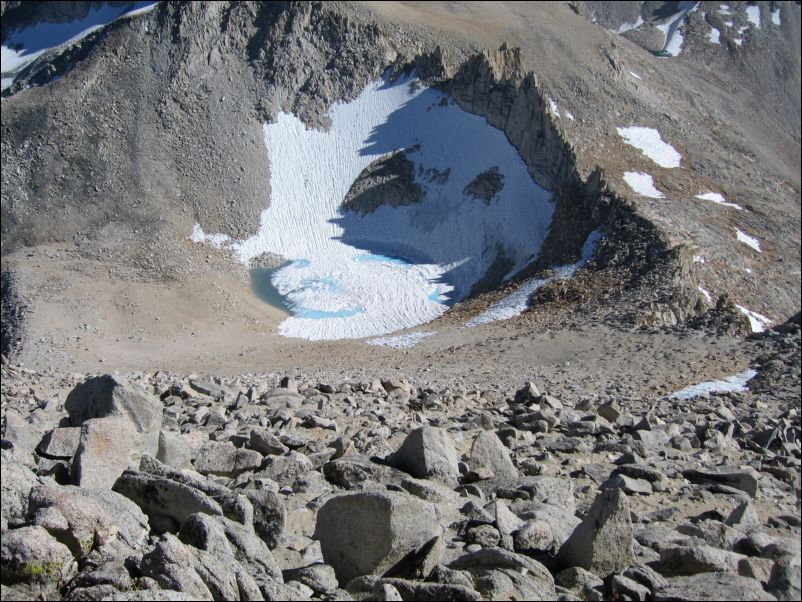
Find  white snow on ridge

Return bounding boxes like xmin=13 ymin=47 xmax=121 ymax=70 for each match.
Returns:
xmin=623 ymin=172 xmax=664 ymax=198
xmin=670 ymin=369 xmax=757 ymax=399
xmin=708 ymin=27 xmax=721 ymax=44
xmin=617 ymin=127 xmax=682 ymax=168
xmin=771 ymin=8 xmax=781 ymax=26
xmin=465 ymin=230 xmax=600 ymax=328
xmin=746 ymin=5 xmax=761 ymax=28
xmin=735 ymin=228 xmax=761 ymax=252
xmin=615 ymin=16 xmax=644 ymax=34
xmin=1 ymin=2 xmax=158 ymax=90
xmin=367 ymin=331 xmax=436 ymax=348
xmin=737 ymin=305 xmax=772 ymax=333
xmin=196 ymin=74 xmax=554 ymax=340
xmin=695 ymin=192 xmax=743 ymax=210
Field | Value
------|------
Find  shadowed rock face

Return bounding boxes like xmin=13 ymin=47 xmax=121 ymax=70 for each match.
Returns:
xmin=342 ymin=151 xmax=423 ymax=215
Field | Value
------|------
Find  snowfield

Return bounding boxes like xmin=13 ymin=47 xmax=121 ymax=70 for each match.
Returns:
xmin=193 ymin=74 xmax=555 ymax=340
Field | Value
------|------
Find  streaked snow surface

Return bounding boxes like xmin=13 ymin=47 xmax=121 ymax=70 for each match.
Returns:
xmin=1 ymin=2 xmax=157 ymax=90
xmin=196 ymin=74 xmax=554 ymax=340
xmin=623 ymin=172 xmax=664 ymax=198
xmin=695 ymin=192 xmax=743 ymax=210
xmin=465 ymin=230 xmax=600 ymax=327
xmin=670 ymin=369 xmax=757 ymax=399
xmin=617 ymin=127 xmax=682 ymax=168
xmin=367 ymin=331 xmax=436 ymax=348
xmin=735 ymin=228 xmax=761 ymax=252
xmin=737 ymin=305 xmax=772 ymax=333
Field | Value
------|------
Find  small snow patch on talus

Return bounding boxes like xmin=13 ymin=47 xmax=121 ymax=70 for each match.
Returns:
xmin=695 ymin=192 xmax=743 ymax=210
xmin=735 ymin=228 xmax=761 ymax=252
xmin=736 ymin=305 xmax=772 ymax=333
xmin=629 ymin=70 xmax=642 ymax=80
xmin=655 ymin=1 xmax=698 ymax=57
xmin=623 ymin=172 xmax=664 ymax=198
xmin=771 ymin=8 xmax=781 ymax=26
xmin=697 ymin=286 xmax=713 ymax=304
xmin=465 ymin=230 xmax=600 ymax=328
xmin=367 ymin=331 xmax=436 ymax=348
xmin=617 ymin=127 xmax=681 ymax=168
xmin=708 ymin=27 xmax=721 ymax=44
xmin=190 ymin=224 xmax=230 ymax=248
xmin=746 ymin=5 xmax=761 ymax=28
xmin=615 ymin=16 xmax=644 ymax=34
xmin=548 ymin=98 xmax=560 ymax=118
xmin=670 ymin=369 xmax=758 ymax=399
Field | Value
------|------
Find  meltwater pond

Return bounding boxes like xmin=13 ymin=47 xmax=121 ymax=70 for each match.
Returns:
xmin=195 ymin=72 xmax=556 ymax=340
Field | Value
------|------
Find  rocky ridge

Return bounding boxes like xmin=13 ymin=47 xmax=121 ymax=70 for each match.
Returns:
xmin=1 ymin=317 xmax=799 ymax=600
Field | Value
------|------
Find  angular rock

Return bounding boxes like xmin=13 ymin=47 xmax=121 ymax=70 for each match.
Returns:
xmin=242 ymin=488 xmax=285 ymax=549
xmin=156 ymin=431 xmax=193 ymax=469
xmin=249 ymin=428 xmax=289 ymax=456
xmin=65 ymin=374 xmax=162 ymax=458
xmin=0 ymin=526 xmax=78 ymax=594
xmin=469 ymin=431 xmax=519 ymax=481
xmin=193 ymin=441 xmax=263 ymax=478
xmin=27 ymin=483 xmax=149 ymax=560
xmin=683 ymin=467 xmax=760 ymax=498
xmin=560 ymin=488 xmax=634 ymax=576
xmin=37 ymin=427 xmax=81 ymax=459
xmin=1 ymin=449 xmax=39 ymax=528
xmin=314 ymin=490 xmax=441 ymax=584
xmin=387 ymin=427 xmax=460 ymax=487
xmin=112 ymin=471 xmax=223 ymax=532
xmin=283 ymin=563 xmax=339 ymax=594
xmin=653 ymin=572 xmax=776 ymax=601
xmin=72 ymin=417 xmax=136 ymax=489
xmin=601 ymin=474 xmax=653 ymax=495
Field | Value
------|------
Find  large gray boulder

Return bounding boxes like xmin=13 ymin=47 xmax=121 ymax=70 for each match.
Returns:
xmin=0 ymin=526 xmax=78 ymax=597
xmin=653 ymin=572 xmax=776 ymax=601
xmin=314 ymin=490 xmax=442 ymax=584
xmin=65 ymin=374 xmax=162 ymax=460
xmin=72 ymin=417 xmax=136 ymax=489
xmin=1 ymin=449 xmax=39 ymax=529
xmin=387 ymin=427 xmax=460 ymax=487
xmin=469 ymin=431 xmax=519 ymax=481
xmin=560 ymin=488 xmax=634 ymax=576
xmin=193 ymin=441 xmax=263 ymax=478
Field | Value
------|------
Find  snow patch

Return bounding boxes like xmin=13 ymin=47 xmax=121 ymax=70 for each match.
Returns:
xmin=746 ymin=5 xmax=761 ymax=28
xmin=367 ymin=331 xmax=436 ymax=348
xmin=189 ymin=224 xmax=230 ymax=248
xmin=1 ymin=2 xmax=157 ymax=90
xmin=629 ymin=70 xmax=642 ymax=80
xmin=771 ymin=8 xmax=781 ymax=26
xmin=693 ymin=255 xmax=705 ymax=264
xmin=623 ymin=172 xmax=664 ymax=198
xmin=617 ymin=126 xmax=682 ymax=168
xmin=548 ymin=98 xmax=560 ymax=118
xmin=670 ymin=369 xmax=757 ymax=399
xmin=708 ymin=27 xmax=721 ymax=44
xmin=695 ymin=192 xmax=743 ymax=210
xmin=615 ymin=16 xmax=644 ymax=34
xmin=719 ymin=5 xmax=733 ymax=16
xmin=735 ymin=228 xmax=761 ymax=252
xmin=697 ymin=286 xmax=713 ymax=304
xmin=736 ymin=305 xmax=772 ymax=333
xmin=564 ymin=109 xmax=575 ymax=121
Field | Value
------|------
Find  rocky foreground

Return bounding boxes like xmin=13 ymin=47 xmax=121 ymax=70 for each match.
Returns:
xmin=1 ymin=319 xmax=800 ymax=601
